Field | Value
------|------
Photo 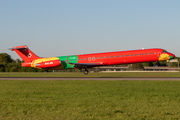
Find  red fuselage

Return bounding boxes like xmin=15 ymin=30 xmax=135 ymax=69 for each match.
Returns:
xmin=77 ymin=48 xmax=175 ymax=66
xmin=11 ymin=45 xmax=175 ymax=74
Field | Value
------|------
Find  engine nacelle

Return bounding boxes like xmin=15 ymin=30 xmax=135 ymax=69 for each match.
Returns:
xmin=35 ymin=59 xmax=61 ymax=68
xmin=21 ymin=58 xmax=61 ymax=69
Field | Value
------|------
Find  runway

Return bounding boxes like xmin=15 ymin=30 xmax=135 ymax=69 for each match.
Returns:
xmin=1 ymin=77 xmax=180 ymax=80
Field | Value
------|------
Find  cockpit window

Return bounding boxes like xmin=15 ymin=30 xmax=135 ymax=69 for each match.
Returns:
xmin=162 ymin=50 xmax=167 ymax=53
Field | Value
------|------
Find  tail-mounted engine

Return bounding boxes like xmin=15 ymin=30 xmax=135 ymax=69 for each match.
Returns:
xmin=35 ymin=59 xmax=61 ymax=68
xmin=21 ymin=57 xmax=61 ymax=69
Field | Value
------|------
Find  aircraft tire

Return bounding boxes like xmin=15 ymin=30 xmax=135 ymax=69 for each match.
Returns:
xmin=84 ymin=70 xmax=88 ymax=75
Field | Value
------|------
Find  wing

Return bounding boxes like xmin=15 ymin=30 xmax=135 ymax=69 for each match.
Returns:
xmin=69 ymin=62 xmax=104 ymax=68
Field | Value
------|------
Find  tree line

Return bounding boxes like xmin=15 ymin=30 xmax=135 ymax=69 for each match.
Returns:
xmin=0 ymin=53 xmax=179 ymax=72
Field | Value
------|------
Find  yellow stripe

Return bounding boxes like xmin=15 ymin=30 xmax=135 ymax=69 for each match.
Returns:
xmin=31 ymin=57 xmax=59 ymax=68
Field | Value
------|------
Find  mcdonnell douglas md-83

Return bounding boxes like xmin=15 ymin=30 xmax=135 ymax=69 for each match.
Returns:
xmin=10 ymin=45 xmax=175 ymax=75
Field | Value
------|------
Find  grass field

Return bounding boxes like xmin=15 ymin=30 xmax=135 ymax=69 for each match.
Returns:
xmin=0 ymin=72 xmax=180 ymax=78
xmin=1 ymin=80 xmax=180 ymax=119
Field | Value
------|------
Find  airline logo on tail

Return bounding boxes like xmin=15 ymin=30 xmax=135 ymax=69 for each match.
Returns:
xmin=27 ymin=53 xmax=32 ymax=58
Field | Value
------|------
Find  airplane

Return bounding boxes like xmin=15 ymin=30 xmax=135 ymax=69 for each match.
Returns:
xmin=10 ymin=45 xmax=175 ymax=75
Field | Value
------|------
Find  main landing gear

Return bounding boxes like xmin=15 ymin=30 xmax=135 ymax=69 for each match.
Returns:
xmin=79 ymin=67 xmax=89 ymax=75
xmin=84 ymin=69 xmax=89 ymax=75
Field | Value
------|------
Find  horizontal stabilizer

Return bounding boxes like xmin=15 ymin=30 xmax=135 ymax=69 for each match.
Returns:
xmin=9 ymin=45 xmax=28 ymax=51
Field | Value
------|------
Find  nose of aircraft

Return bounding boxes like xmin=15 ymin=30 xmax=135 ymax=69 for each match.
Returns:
xmin=167 ymin=52 xmax=175 ymax=59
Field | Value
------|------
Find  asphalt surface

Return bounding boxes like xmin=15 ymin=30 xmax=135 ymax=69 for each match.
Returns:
xmin=1 ymin=77 xmax=180 ymax=80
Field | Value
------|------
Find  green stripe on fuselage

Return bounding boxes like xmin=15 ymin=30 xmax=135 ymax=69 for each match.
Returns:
xmin=57 ymin=55 xmax=78 ymax=69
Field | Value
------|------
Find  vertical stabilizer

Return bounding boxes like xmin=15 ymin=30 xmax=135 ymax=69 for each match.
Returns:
xmin=10 ymin=45 xmax=41 ymax=62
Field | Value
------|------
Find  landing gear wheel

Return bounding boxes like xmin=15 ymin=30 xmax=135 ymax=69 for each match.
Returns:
xmin=45 ymin=70 xmax=49 ymax=73
xmin=84 ymin=70 xmax=89 ymax=75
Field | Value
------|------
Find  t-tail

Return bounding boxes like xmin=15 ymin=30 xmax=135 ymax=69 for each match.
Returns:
xmin=9 ymin=45 xmax=41 ymax=62
xmin=10 ymin=45 xmax=61 ymax=69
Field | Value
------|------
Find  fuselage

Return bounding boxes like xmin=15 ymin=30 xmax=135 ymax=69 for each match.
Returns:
xmin=10 ymin=45 xmax=175 ymax=73
xmin=44 ymin=48 xmax=175 ymax=70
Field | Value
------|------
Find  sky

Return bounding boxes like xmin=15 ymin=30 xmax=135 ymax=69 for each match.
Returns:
xmin=0 ymin=0 xmax=180 ymax=60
